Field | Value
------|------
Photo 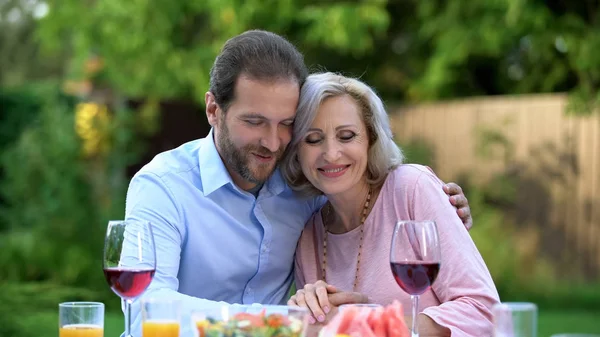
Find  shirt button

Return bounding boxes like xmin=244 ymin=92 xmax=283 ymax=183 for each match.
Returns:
xmin=262 ymin=245 xmax=268 ymax=253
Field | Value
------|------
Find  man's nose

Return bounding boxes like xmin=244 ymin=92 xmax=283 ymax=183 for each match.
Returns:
xmin=260 ymin=127 xmax=281 ymax=153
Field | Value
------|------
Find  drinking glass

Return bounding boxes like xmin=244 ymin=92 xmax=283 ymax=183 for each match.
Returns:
xmin=390 ymin=220 xmax=441 ymax=337
xmin=142 ymin=298 xmax=181 ymax=337
xmin=492 ymin=302 xmax=537 ymax=337
xmin=103 ymin=220 xmax=156 ymax=337
xmin=59 ymin=302 xmax=104 ymax=337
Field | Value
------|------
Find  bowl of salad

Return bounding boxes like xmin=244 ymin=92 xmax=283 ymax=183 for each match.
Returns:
xmin=192 ymin=304 xmax=309 ymax=337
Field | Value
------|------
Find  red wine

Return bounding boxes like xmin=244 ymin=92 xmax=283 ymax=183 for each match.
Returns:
xmin=390 ymin=262 xmax=440 ymax=295
xmin=103 ymin=267 xmax=155 ymax=298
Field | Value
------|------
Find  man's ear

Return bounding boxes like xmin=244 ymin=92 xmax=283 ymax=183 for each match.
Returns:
xmin=205 ymin=92 xmax=219 ymax=126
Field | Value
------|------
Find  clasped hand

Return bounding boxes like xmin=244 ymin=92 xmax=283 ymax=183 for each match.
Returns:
xmin=287 ymin=280 xmax=369 ymax=324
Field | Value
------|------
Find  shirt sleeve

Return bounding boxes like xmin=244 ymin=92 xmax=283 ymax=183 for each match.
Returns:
xmin=124 ymin=171 xmax=229 ymax=337
xmin=409 ymin=170 xmax=500 ymax=337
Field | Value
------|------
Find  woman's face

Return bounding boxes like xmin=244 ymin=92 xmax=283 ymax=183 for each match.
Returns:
xmin=297 ymin=94 xmax=370 ymax=197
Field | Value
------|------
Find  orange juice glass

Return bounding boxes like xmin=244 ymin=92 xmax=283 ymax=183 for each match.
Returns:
xmin=59 ymin=302 xmax=104 ymax=337
xmin=142 ymin=320 xmax=180 ymax=337
xmin=142 ymin=298 xmax=181 ymax=337
xmin=60 ymin=324 xmax=103 ymax=337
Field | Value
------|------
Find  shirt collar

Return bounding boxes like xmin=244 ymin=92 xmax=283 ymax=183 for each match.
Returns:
xmin=199 ymin=129 xmax=234 ymax=196
xmin=264 ymin=168 xmax=287 ymax=196
xmin=198 ymin=129 xmax=289 ymax=197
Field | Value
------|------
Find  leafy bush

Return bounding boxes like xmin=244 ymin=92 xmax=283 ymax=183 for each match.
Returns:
xmin=0 ymin=283 xmax=107 ymax=337
xmin=0 ymin=82 xmax=72 ymax=232
xmin=0 ymin=89 xmax=102 ymax=286
xmin=0 ymin=83 xmax=142 ymax=294
xmin=0 ymin=84 xmax=46 ymax=150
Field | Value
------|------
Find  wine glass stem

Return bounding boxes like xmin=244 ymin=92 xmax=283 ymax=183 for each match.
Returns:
xmin=411 ymin=295 xmax=419 ymax=337
xmin=125 ymin=299 xmax=133 ymax=337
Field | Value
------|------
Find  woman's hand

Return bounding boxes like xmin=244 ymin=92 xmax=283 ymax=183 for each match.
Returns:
xmin=288 ymin=281 xmax=369 ymax=324
xmin=288 ymin=280 xmax=336 ymax=323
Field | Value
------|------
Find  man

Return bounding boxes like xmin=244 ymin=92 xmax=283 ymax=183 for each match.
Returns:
xmin=124 ymin=30 xmax=471 ymax=336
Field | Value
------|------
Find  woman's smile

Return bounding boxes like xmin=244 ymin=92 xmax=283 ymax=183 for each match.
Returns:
xmin=318 ymin=164 xmax=351 ymax=178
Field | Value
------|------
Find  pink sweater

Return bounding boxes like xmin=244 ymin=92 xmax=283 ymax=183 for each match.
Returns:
xmin=294 ymin=164 xmax=500 ymax=337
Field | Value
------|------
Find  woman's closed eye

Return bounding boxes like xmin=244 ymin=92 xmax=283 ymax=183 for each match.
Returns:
xmin=304 ymin=131 xmax=357 ymax=144
xmin=338 ymin=131 xmax=357 ymax=142
xmin=304 ymin=133 xmax=322 ymax=144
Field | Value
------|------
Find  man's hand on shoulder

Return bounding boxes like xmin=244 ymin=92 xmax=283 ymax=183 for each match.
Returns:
xmin=443 ymin=182 xmax=472 ymax=230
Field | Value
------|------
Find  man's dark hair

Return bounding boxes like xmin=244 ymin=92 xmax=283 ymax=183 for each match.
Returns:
xmin=209 ymin=30 xmax=308 ymax=112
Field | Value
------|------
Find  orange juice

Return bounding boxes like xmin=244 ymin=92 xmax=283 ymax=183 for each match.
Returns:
xmin=142 ymin=320 xmax=180 ymax=337
xmin=59 ymin=324 xmax=103 ymax=337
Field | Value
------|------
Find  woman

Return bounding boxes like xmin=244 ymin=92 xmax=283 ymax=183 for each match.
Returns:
xmin=281 ymin=73 xmax=499 ymax=336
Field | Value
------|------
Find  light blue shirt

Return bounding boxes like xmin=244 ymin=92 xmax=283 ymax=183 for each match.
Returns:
xmin=124 ymin=130 xmax=324 ymax=336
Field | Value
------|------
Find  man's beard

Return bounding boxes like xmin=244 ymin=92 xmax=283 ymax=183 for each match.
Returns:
xmin=216 ymin=122 xmax=284 ymax=186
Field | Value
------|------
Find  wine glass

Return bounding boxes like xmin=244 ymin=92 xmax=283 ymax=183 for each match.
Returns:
xmin=390 ymin=220 xmax=441 ymax=337
xmin=103 ymin=220 xmax=156 ymax=337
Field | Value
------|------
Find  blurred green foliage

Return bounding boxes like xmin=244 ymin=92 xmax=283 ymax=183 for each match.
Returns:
xmin=0 ymin=1 xmax=67 ymax=87
xmin=0 ymin=283 xmax=105 ymax=337
xmin=0 ymin=85 xmax=45 ymax=152
xmin=31 ymin=0 xmax=599 ymax=111
xmin=36 ymin=0 xmax=389 ymax=103
xmin=387 ymin=0 xmax=600 ymax=113
xmin=1 ymin=0 xmax=598 ymax=112
xmin=0 ymin=83 xmax=141 ymax=304
xmin=0 ymin=87 xmax=98 ymax=284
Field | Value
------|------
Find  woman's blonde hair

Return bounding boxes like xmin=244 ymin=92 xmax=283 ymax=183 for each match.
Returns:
xmin=281 ymin=72 xmax=404 ymax=196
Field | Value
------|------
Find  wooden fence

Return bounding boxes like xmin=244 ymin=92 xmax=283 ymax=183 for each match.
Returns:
xmin=389 ymin=94 xmax=600 ymax=280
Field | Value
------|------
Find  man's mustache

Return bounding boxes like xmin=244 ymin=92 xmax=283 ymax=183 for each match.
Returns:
xmin=249 ymin=146 xmax=283 ymax=158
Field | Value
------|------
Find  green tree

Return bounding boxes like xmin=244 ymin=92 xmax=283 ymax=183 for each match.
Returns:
xmin=375 ymin=0 xmax=599 ymax=111
xmin=0 ymin=82 xmax=140 ymax=290
xmin=0 ymin=0 xmax=66 ymax=87
xmin=35 ymin=0 xmax=600 ymax=112
xmin=37 ymin=0 xmax=389 ymax=104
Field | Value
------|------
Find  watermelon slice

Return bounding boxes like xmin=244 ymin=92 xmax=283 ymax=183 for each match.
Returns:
xmin=385 ymin=301 xmax=408 ymax=337
xmin=346 ymin=318 xmax=377 ymax=337
xmin=368 ymin=307 xmax=386 ymax=337
xmin=319 ymin=301 xmax=408 ymax=337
